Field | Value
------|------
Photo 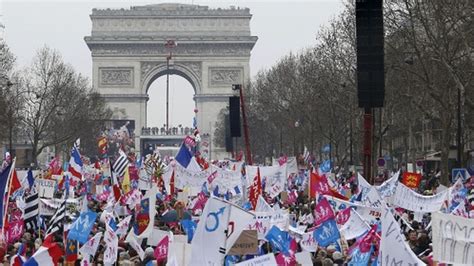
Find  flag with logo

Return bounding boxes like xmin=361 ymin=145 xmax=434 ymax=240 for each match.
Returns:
xmin=265 ymin=225 xmax=291 ymax=254
xmin=68 ymin=211 xmax=98 ymax=244
xmin=313 ymin=219 xmax=340 ymax=247
xmin=181 ymin=219 xmax=197 ymax=243
xmin=128 ymin=186 xmax=158 ymax=240
xmin=78 ymin=232 xmax=102 ymax=256
xmin=190 ymin=197 xmax=230 ymax=265
xmin=401 ymin=172 xmax=422 ymax=189
xmin=154 ymin=235 xmax=169 ymax=262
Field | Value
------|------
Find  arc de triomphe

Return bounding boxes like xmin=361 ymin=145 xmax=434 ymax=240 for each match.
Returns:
xmin=85 ymin=3 xmax=257 ymax=158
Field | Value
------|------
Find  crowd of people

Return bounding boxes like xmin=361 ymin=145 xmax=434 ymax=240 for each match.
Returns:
xmin=0 ymin=137 xmax=472 ymax=266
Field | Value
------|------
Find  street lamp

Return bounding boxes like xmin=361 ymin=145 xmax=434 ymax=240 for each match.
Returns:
xmin=164 ymin=40 xmax=177 ymax=135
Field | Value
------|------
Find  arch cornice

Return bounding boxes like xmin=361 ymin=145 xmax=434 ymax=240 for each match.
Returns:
xmin=140 ymin=61 xmax=202 ymax=95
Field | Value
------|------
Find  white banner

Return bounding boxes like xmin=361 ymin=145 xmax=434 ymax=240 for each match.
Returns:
xmin=246 ymin=165 xmax=287 ymax=198
xmin=380 ymin=208 xmax=425 ymax=265
xmin=235 ymin=253 xmax=277 ymax=266
xmin=432 ymin=212 xmax=474 ymax=265
xmin=392 ymin=183 xmax=448 ymax=212
xmin=247 ymin=212 xmax=272 ymax=240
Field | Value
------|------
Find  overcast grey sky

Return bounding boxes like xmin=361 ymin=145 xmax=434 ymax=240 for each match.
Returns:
xmin=1 ymin=0 xmax=344 ymax=127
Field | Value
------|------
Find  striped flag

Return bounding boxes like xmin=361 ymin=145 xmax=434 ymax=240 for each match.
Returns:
xmin=112 ymin=150 xmax=128 ymax=178
xmin=303 ymin=146 xmax=311 ymax=165
xmin=45 ymin=200 xmax=66 ymax=236
xmin=24 ymin=192 xmax=39 ymax=230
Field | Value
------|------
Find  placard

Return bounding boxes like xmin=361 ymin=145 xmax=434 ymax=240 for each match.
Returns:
xmin=432 ymin=212 xmax=474 ymax=265
xmin=36 ymin=179 xmax=56 ymax=198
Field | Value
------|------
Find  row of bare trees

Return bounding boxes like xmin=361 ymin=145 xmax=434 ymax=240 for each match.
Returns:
xmin=215 ymin=0 xmax=473 ymax=184
xmin=0 ymin=44 xmax=111 ymax=166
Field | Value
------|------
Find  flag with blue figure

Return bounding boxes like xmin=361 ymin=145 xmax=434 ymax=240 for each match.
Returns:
xmin=68 ymin=211 xmax=98 ymax=244
xmin=181 ymin=219 xmax=197 ymax=243
xmin=322 ymin=144 xmax=331 ymax=153
xmin=265 ymin=225 xmax=291 ymax=255
xmin=348 ymin=245 xmax=373 ymax=265
xmin=313 ymin=219 xmax=340 ymax=247
xmin=320 ymin=159 xmax=332 ymax=173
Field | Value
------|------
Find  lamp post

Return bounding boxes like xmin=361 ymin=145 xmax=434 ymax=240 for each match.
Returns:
xmin=164 ymin=40 xmax=177 ymax=135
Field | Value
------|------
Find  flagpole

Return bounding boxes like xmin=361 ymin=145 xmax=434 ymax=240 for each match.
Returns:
xmin=2 ymin=157 xmax=16 ymax=237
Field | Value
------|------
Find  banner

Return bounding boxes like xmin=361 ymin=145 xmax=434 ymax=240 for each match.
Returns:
xmin=247 ymin=212 xmax=272 ymax=239
xmin=392 ymin=183 xmax=448 ymax=212
xmin=235 ymin=253 xmax=277 ymax=266
xmin=246 ymin=165 xmax=287 ymax=199
xmin=432 ymin=212 xmax=474 ymax=265
xmin=380 ymin=208 xmax=425 ymax=265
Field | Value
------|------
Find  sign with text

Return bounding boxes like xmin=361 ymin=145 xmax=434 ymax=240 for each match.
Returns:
xmin=432 ymin=212 xmax=474 ymax=265
xmin=36 ymin=179 xmax=57 ymax=198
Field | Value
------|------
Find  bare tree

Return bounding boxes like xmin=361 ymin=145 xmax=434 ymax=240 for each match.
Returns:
xmin=17 ymin=46 xmax=111 ymax=166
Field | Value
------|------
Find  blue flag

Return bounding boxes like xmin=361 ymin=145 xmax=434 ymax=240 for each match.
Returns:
xmin=234 ymin=185 xmax=241 ymax=195
xmin=313 ymin=219 xmax=340 ymax=247
xmin=320 ymin=159 xmax=331 ymax=173
xmin=201 ymin=182 xmax=209 ymax=195
xmin=349 ymin=245 xmax=373 ymax=265
xmin=242 ymin=201 xmax=252 ymax=210
xmin=0 ymin=164 xmax=12 ymax=227
xmin=213 ymin=185 xmax=219 ymax=197
xmin=265 ymin=225 xmax=290 ymax=254
xmin=68 ymin=211 xmax=98 ymax=244
xmin=175 ymin=144 xmax=193 ymax=168
xmin=181 ymin=219 xmax=197 ymax=243
xmin=27 ymin=169 xmax=35 ymax=189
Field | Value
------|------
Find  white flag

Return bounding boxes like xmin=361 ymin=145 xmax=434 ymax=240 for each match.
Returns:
xmin=380 ymin=207 xmax=425 ymax=265
xmin=339 ymin=209 xmax=370 ymax=240
xmin=104 ymin=223 xmax=119 ymax=265
xmin=225 ymin=204 xmax=255 ymax=253
xmin=190 ymin=197 xmax=230 ymax=265
xmin=79 ymin=232 xmax=102 ymax=256
xmin=115 ymin=215 xmax=132 ymax=236
xmin=128 ymin=235 xmax=145 ymax=261
xmin=255 ymin=195 xmax=273 ymax=212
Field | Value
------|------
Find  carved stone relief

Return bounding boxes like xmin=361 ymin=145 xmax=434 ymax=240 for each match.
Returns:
xmin=99 ymin=67 xmax=133 ymax=86
xmin=209 ymin=67 xmax=243 ymax=86
xmin=140 ymin=61 xmax=202 ymax=83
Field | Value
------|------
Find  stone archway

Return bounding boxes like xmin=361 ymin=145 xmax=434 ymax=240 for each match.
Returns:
xmin=85 ymin=3 xmax=257 ymax=159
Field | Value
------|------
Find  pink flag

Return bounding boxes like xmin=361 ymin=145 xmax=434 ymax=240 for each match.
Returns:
xmin=5 ymin=219 xmax=24 ymax=244
xmin=154 ymin=235 xmax=169 ymax=262
xmin=335 ymin=208 xmax=351 ymax=225
xmin=207 ymin=170 xmax=218 ymax=184
xmin=313 ymin=198 xmax=335 ymax=226
xmin=192 ymin=192 xmax=208 ymax=212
